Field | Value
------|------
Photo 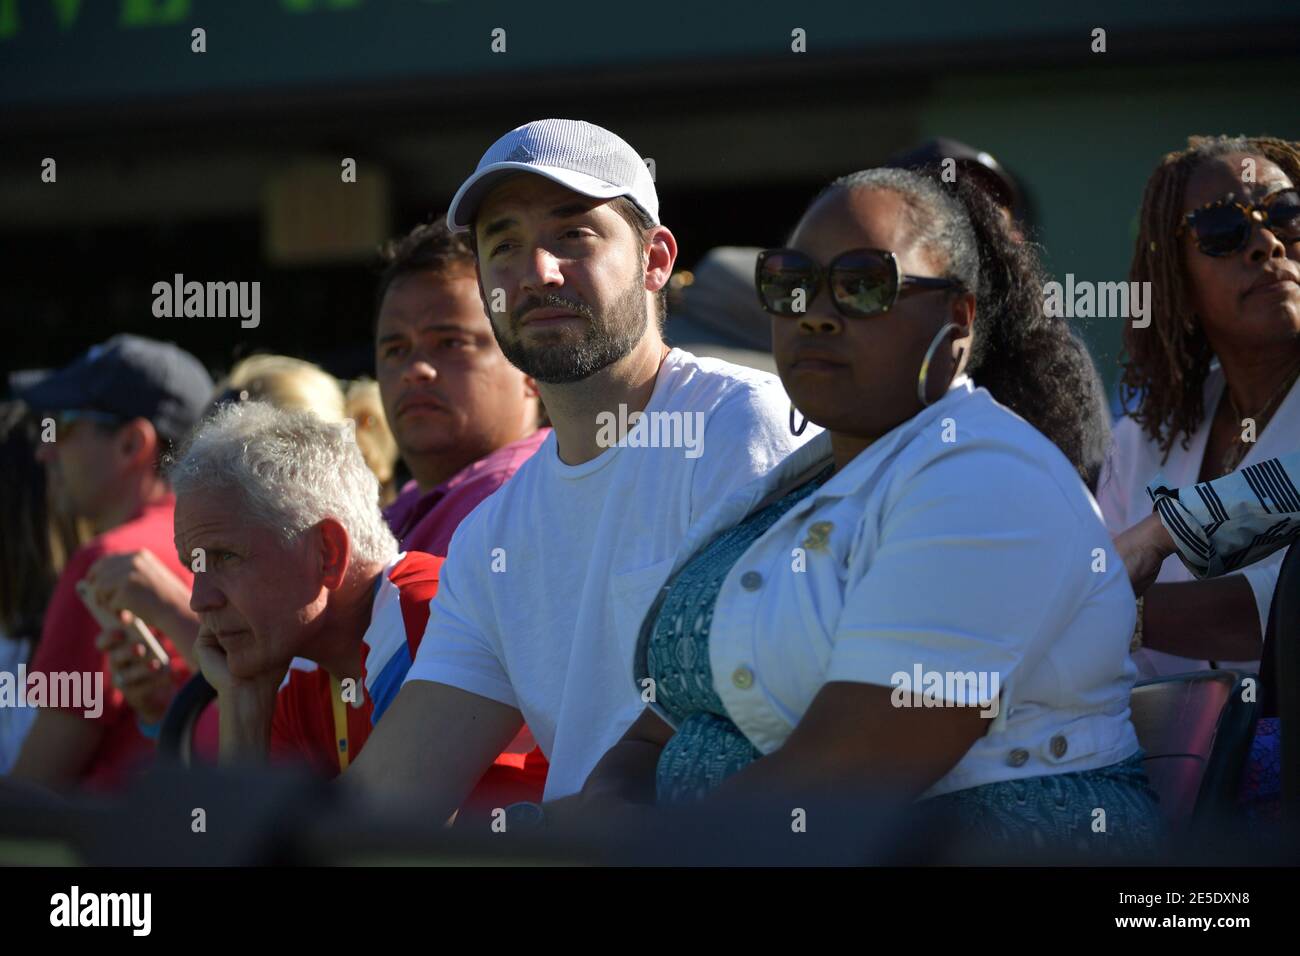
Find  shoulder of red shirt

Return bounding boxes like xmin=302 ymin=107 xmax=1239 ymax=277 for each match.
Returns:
xmin=26 ymin=493 xmax=193 ymax=791
xmin=266 ymin=549 xmax=548 ymax=803
xmin=93 ymin=493 xmax=183 ymax=554
xmin=31 ymin=493 xmax=192 ymax=676
xmin=358 ymin=550 xmax=443 ymax=724
xmin=386 ymin=549 xmax=443 ymax=600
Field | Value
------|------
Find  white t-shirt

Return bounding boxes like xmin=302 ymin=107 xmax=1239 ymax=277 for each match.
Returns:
xmin=404 ymin=348 xmax=819 ymax=799
xmin=1097 ymin=361 xmax=1300 ymax=678
xmin=637 ymin=375 xmax=1140 ymax=798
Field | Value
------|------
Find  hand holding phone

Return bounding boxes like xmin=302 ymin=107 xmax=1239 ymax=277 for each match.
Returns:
xmin=76 ymin=579 xmax=171 ymax=667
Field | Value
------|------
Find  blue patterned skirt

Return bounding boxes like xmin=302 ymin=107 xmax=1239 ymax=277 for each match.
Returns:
xmin=924 ymin=750 xmax=1165 ymax=856
xmin=657 ymin=718 xmax=1164 ymax=856
xmin=657 ymin=712 xmax=763 ymax=804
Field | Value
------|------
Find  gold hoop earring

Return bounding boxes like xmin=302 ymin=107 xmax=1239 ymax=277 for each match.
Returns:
xmin=917 ymin=322 xmax=964 ymax=407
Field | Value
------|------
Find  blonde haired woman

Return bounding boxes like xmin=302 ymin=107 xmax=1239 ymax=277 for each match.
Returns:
xmin=213 ymin=354 xmax=346 ymax=423
xmin=345 ymin=378 xmax=399 ymax=505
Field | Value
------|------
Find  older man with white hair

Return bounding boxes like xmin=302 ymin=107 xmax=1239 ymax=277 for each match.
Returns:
xmin=170 ymin=403 xmax=498 ymax=799
xmin=171 ymin=402 xmax=425 ymax=771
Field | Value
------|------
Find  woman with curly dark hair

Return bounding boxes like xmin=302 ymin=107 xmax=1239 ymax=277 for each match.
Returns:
xmin=555 ymin=167 xmax=1159 ymax=854
xmin=1100 ymin=135 xmax=1300 ymax=679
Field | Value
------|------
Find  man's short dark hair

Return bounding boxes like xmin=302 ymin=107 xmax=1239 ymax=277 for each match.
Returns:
xmin=374 ymin=216 xmax=477 ymax=323
xmin=606 ymin=196 xmax=667 ymax=332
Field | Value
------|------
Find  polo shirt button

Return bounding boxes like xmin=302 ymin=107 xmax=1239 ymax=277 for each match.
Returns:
xmin=1007 ymin=748 xmax=1029 ymax=767
xmin=732 ymin=666 xmax=754 ymax=690
xmin=1050 ymin=734 xmax=1068 ymax=758
xmin=740 ymin=571 xmax=763 ymax=591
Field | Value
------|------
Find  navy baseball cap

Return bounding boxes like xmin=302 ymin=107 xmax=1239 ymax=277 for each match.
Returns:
xmin=18 ymin=334 xmax=214 ymax=444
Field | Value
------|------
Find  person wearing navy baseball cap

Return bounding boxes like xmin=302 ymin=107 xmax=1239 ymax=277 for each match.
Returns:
xmin=19 ymin=334 xmax=213 ymax=447
xmin=347 ymin=119 xmax=820 ymax=825
xmin=11 ymin=335 xmax=211 ymax=792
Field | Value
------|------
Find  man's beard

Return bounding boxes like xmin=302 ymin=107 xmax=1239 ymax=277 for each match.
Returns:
xmin=495 ymin=281 xmax=648 ymax=385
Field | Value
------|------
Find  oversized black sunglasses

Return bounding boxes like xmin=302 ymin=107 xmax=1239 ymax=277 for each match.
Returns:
xmin=1179 ymin=188 xmax=1300 ymax=258
xmin=756 ymin=247 xmax=962 ymax=319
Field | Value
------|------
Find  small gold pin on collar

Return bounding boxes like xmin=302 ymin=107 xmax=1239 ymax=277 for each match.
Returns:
xmin=802 ymin=521 xmax=834 ymax=551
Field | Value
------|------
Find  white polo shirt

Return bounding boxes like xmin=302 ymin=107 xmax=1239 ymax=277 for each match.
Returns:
xmin=1097 ymin=361 xmax=1300 ymax=678
xmin=404 ymin=348 xmax=819 ymax=800
xmin=634 ymin=375 xmax=1141 ymax=799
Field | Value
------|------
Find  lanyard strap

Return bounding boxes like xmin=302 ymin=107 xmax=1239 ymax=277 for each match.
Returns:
xmin=326 ymin=570 xmax=384 ymax=771
xmin=329 ymin=673 xmax=350 ymax=772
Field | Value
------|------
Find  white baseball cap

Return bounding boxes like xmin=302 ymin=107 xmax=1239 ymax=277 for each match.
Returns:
xmin=446 ymin=118 xmax=659 ymax=233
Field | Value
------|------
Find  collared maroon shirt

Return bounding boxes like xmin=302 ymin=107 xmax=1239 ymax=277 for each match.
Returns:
xmin=384 ymin=428 xmax=550 ymax=556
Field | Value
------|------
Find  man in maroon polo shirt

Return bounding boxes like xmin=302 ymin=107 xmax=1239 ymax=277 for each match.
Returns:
xmin=373 ymin=217 xmax=551 ymax=803
xmin=376 ymin=217 xmax=548 ymax=555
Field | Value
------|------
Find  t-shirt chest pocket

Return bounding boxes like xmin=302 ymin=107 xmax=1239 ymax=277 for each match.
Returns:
xmin=610 ymin=558 xmax=678 ymax=664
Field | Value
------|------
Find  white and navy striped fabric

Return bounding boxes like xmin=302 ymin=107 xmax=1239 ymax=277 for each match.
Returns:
xmin=361 ymin=551 xmax=441 ymax=725
xmin=1148 ymin=453 xmax=1300 ymax=579
xmin=1100 ymin=361 xmax=1300 ymax=676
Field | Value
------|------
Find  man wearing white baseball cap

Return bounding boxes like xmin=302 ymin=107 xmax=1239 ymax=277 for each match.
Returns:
xmin=348 ymin=119 xmax=819 ymax=822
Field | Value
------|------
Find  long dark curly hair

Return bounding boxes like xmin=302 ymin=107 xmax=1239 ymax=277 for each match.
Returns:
xmin=1121 ymin=135 xmax=1300 ymax=462
xmin=823 ymin=168 xmax=1112 ymax=489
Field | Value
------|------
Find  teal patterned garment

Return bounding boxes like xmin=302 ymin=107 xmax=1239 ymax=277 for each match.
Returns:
xmin=925 ymin=750 xmax=1164 ymax=855
xmin=647 ymin=467 xmax=833 ymax=804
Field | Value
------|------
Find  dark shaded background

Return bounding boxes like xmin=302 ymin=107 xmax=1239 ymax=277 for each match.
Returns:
xmin=3 ymin=0 xmax=1299 ymax=392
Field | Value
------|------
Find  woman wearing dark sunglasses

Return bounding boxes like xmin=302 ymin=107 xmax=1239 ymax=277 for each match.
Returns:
xmin=554 ymin=167 xmax=1160 ymax=855
xmin=1101 ymin=136 xmax=1300 ymax=681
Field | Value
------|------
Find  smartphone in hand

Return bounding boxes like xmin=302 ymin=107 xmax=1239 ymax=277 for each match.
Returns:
xmin=75 ymin=579 xmax=171 ymax=668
